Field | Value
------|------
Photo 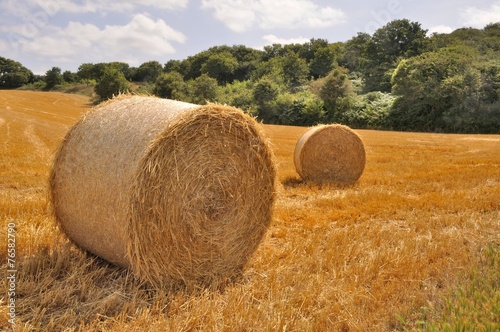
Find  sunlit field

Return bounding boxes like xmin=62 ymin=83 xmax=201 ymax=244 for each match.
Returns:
xmin=1 ymin=90 xmax=499 ymax=331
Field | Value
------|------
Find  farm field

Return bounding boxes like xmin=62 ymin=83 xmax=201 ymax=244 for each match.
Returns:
xmin=1 ymin=90 xmax=499 ymax=331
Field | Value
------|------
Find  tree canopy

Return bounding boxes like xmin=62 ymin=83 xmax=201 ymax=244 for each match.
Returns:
xmin=2 ymin=19 xmax=499 ymax=133
xmin=0 ymin=57 xmax=33 ymax=89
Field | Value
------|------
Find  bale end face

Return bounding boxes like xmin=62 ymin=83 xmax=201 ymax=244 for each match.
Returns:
xmin=128 ymin=105 xmax=277 ymax=286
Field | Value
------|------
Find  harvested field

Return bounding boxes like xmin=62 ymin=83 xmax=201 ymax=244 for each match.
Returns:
xmin=1 ymin=90 xmax=499 ymax=331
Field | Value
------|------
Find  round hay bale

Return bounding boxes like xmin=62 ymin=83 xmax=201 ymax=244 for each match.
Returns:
xmin=294 ymin=124 xmax=365 ymax=183
xmin=50 ymin=95 xmax=276 ymax=286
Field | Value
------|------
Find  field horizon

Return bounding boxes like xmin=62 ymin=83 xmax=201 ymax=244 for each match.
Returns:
xmin=1 ymin=90 xmax=499 ymax=331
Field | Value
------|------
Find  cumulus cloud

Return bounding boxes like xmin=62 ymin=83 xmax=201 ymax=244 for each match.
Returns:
xmin=262 ymin=34 xmax=310 ymax=46
xmin=427 ymin=25 xmax=454 ymax=35
xmin=9 ymin=14 xmax=186 ymax=64
xmin=201 ymin=0 xmax=346 ymax=32
xmin=461 ymin=1 xmax=500 ymax=28
xmin=54 ymin=0 xmax=188 ymax=14
xmin=0 ymin=0 xmax=188 ymax=18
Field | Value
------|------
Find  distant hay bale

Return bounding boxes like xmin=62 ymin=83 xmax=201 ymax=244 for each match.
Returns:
xmin=294 ymin=124 xmax=365 ymax=183
xmin=50 ymin=95 xmax=276 ymax=286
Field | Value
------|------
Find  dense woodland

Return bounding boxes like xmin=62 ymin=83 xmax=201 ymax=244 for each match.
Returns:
xmin=1 ymin=19 xmax=499 ymax=133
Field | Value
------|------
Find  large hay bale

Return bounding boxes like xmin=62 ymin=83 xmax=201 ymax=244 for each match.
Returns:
xmin=294 ymin=124 xmax=365 ymax=183
xmin=50 ymin=95 xmax=276 ymax=286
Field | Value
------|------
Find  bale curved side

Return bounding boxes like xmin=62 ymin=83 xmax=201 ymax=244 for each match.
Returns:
xmin=294 ymin=124 xmax=366 ymax=183
xmin=50 ymin=95 xmax=276 ymax=285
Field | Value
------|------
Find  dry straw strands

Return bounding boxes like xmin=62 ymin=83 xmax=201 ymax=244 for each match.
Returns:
xmin=50 ymin=95 xmax=276 ymax=287
xmin=294 ymin=124 xmax=365 ymax=183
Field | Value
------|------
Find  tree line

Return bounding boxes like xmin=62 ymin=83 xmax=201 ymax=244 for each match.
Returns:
xmin=1 ymin=19 xmax=499 ymax=133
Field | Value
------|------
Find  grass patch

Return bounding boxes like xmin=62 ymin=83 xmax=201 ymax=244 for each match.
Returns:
xmin=407 ymin=243 xmax=500 ymax=331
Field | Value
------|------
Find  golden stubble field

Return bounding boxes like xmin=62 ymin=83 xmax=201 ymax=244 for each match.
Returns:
xmin=1 ymin=90 xmax=499 ymax=331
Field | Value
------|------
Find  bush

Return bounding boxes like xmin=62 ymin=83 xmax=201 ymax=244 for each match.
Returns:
xmin=94 ymin=67 xmax=130 ymax=101
xmin=344 ymin=92 xmax=395 ymax=129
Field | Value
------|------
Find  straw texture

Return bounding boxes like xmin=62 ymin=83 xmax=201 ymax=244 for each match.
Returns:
xmin=294 ymin=124 xmax=365 ymax=183
xmin=50 ymin=95 xmax=276 ymax=286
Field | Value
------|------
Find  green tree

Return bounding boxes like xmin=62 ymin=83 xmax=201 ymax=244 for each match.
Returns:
xmin=44 ymin=67 xmax=63 ymax=90
xmin=153 ymin=71 xmax=188 ymax=100
xmin=216 ymin=80 xmax=255 ymax=114
xmin=390 ymin=50 xmax=457 ymax=131
xmin=227 ymin=45 xmax=263 ymax=81
xmin=94 ymin=67 xmax=130 ymax=101
xmin=134 ymin=60 xmax=163 ymax=82
xmin=388 ymin=48 xmax=500 ymax=133
xmin=201 ymin=51 xmax=238 ymax=84
xmin=346 ymin=92 xmax=395 ymax=129
xmin=180 ymin=50 xmax=211 ymax=81
xmin=77 ymin=62 xmax=131 ymax=82
xmin=371 ymin=19 xmax=428 ymax=63
xmin=262 ymin=43 xmax=285 ymax=61
xmin=63 ymin=70 xmax=77 ymax=83
xmin=312 ymin=67 xmax=355 ymax=123
xmin=0 ymin=57 xmax=33 ymax=89
xmin=253 ymin=77 xmax=280 ymax=122
xmin=189 ymin=73 xmax=218 ymax=104
xmin=107 ymin=62 xmax=133 ymax=81
xmin=77 ymin=63 xmax=97 ymax=81
xmin=308 ymin=45 xmax=337 ymax=79
xmin=282 ymin=52 xmax=309 ymax=87
xmin=364 ymin=19 xmax=428 ymax=92
xmin=342 ymin=33 xmax=372 ymax=73
xmin=164 ymin=60 xmax=182 ymax=73
xmin=251 ymin=56 xmax=285 ymax=83
xmin=273 ymin=90 xmax=325 ymax=126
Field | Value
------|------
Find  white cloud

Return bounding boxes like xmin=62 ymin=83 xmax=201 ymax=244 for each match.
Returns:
xmin=427 ymin=25 xmax=454 ymax=35
xmin=461 ymin=1 xmax=500 ymax=28
xmin=13 ymin=14 xmax=186 ymax=64
xmin=201 ymin=0 xmax=346 ymax=32
xmin=4 ymin=0 xmax=188 ymax=17
xmin=55 ymin=0 xmax=188 ymax=14
xmin=262 ymin=34 xmax=310 ymax=46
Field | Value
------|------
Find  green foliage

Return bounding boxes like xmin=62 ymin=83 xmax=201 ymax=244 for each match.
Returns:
xmin=94 ymin=67 xmax=130 ymax=101
xmin=272 ymin=90 xmax=325 ymax=126
xmin=0 ymin=56 xmax=34 ymax=89
xmin=201 ymin=51 xmax=238 ymax=84
xmin=164 ymin=59 xmax=182 ymax=73
xmin=308 ymin=45 xmax=337 ymax=79
xmin=281 ymin=52 xmax=309 ymax=88
xmin=77 ymin=63 xmax=97 ymax=81
xmin=251 ymin=57 xmax=285 ymax=84
xmin=62 ymin=70 xmax=77 ymax=84
xmin=133 ymin=60 xmax=163 ymax=83
xmin=152 ymin=71 xmax=188 ymax=100
xmin=342 ymin=33 xmax=372 ymax=73
xmin=371 ymin=19 xmax=428 ymax=63
xmin=44 ymin=67 xmax=63 ymax=90
xmin=253 ymin=77 xmax=281 ymax=122
xmin=216 ymin=80 xmax=255 ymax=114
xmin=364 ymin=19 xmax=429 ymax=92
xmin=188 ymin=73 xmax=218 ymax=104
xmin=390 ymin=48 xmax=500 ymax=133
xmin=346 ymin=92 xmax=395 ymax=128
xmin=312 ymin=67 xmax=355 ymax=123
xmin=9 ymin=20 xmax=500 ymax=133
xmin=180 ymin=45 xmax=262 ymax=83
xmin=77 ymin=62 xmax=132 ymax=82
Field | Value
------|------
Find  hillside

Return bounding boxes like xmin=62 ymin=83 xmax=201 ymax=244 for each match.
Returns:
xmin=1 ymin=91 xmax=499 ymax=331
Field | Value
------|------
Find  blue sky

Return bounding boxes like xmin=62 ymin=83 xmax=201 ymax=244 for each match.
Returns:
xmin=1 ymin=0 xmax=499 ymax=74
